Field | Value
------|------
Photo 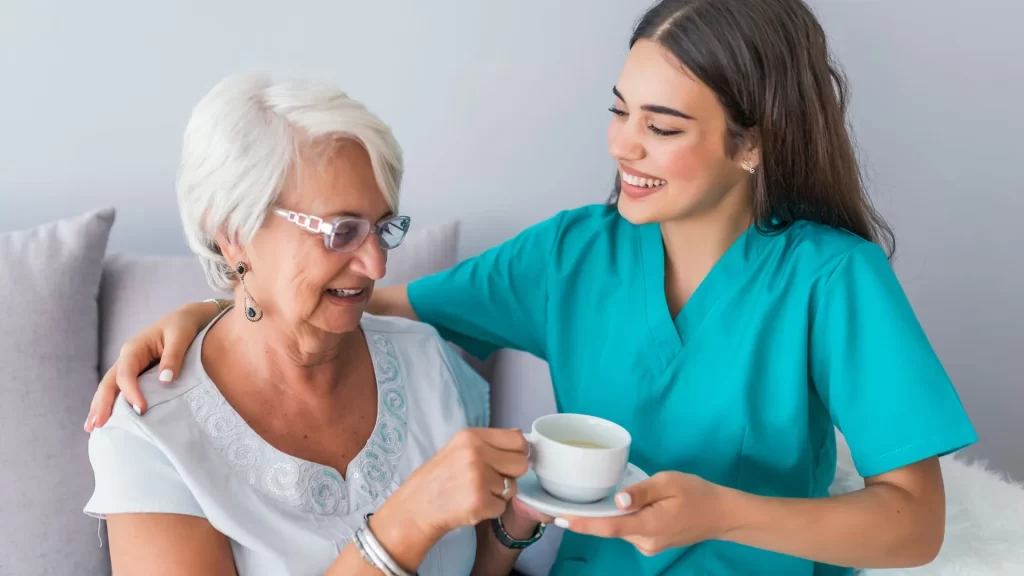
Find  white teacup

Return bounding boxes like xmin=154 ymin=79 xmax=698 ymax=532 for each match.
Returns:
xmin=524 ymin=413 xmax=631 ymax=504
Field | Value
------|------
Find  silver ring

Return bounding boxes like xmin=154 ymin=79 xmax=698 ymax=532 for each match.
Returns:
xmin=502 ymin=477 xmax=511 ymax=497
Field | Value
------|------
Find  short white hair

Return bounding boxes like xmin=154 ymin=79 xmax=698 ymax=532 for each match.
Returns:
xmin=177 ymin=73 xmax=404 ymax=291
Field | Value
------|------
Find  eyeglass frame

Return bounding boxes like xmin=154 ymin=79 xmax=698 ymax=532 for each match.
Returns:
xmin=272 ymin=208 xmax=411 ymax=253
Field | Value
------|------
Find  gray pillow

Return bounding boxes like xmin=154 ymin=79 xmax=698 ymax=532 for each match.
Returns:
xmin=99 ymin=253 xmax=221 ymax=373
xmin=0 ymin=208 xmax=116 ymax=576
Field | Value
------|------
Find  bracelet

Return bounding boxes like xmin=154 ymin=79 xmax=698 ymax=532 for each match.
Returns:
xmin=353 ymin=521 xmax=417 ymax=576
xmin=351 ymin=529 xmax=377 ymax=570
xmin=491 ymin=515 xmax=546 ymax=549
xmin=202 ymin=298 xmax=233 ymax=313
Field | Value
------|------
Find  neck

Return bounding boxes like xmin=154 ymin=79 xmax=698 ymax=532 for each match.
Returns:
xmin=660 ymin=186 xmax=754 ymax=313
xmin=207 ymin=306 xmax=364 ymax=399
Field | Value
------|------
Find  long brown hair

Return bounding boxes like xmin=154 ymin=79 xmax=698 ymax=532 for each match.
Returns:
xmin=611 ymin=0 xmax=895 ymax=257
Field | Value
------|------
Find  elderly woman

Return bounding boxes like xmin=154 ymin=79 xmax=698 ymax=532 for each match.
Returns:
xmin=83 ymin=74 xmax=544 ymax=576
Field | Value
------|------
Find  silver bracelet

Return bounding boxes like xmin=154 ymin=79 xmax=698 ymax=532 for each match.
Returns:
xmin=351 ymin=530 xmax=378 ymax=571
xmin=353 ymin=528 xmax=391 ymax=575
xmin=354 ymin=521 xmax=416 ymax=576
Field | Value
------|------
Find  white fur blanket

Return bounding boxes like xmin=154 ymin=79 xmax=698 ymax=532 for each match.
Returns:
xmin=831 ymin=434 xmax=1024 ymax=575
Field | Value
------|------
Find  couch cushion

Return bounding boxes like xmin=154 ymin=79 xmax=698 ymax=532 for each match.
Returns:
xmin=99 ymin=253 xmax=220 ymax=372
xmin=376 ymin=220 xmax=459 ymax=289
xmin=0 ymin=208 xmax=115 ymax=576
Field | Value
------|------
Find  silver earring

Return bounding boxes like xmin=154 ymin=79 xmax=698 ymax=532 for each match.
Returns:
xmin=235 ymin=262 xmax=262 ymax=322
xmin=742 ymin=160 xmax=756 ymax=174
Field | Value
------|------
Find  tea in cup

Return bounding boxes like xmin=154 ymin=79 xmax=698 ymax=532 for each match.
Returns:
xmin=524 ymin=413 xmax=631 ymax=504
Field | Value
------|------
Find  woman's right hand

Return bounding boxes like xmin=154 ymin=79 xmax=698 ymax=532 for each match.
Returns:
xmin=85 ymin=301 xmax=224 ymax=432
xmin=367 ymin=428 xmax=531 ymax=568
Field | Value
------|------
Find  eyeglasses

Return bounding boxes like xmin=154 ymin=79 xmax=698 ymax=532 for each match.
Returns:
xmin=272 ymin=208 xmax=411 ymax=253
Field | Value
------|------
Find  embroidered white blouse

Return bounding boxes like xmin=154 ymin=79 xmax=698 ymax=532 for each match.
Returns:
xmin=85 ymin=313 xmax=490 ymax=576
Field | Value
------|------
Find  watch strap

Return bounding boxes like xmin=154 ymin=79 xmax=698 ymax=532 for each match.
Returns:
xmin=491 ymin=515 xmax=546 ymax=549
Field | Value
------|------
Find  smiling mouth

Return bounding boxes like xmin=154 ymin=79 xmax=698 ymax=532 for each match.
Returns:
xmin=621 ymin=171 xmax=667 ymax=188
xmin=325 ymin=288 xmax=364 ymax=297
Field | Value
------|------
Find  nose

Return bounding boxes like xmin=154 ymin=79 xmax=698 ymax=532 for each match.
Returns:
xmin=349 ymin=234 xmax=387 ymax=281
xmin=607 ymin=118 xmax=645 ymax=162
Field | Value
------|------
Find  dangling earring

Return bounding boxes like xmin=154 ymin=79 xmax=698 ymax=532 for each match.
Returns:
xmin=742 ymin=160 xmax=756 ymax=174
xmin=235 ymin=262 xmax=263 ymax=322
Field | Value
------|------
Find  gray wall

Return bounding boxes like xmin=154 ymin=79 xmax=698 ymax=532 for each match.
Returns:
xmin=0 ymin=0 xmax=639 ymax=258
xmin=810 ymin=0 xmax=1024 ymax=479
xmin=2 ymin=1 xmax=1021 ymax=477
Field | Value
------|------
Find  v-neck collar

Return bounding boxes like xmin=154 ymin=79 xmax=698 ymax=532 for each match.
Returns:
xmin=638 ymin=221 xmax=770 ymax=367
xmin=187 ymin=311 xmax=410 ymax=517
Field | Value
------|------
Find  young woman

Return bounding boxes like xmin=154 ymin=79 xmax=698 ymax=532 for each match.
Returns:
xmin=86 ymin=0 xmax=975 ymax=574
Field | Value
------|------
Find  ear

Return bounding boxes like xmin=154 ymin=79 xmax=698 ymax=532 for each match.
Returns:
xmin=214 ymin=232 xmax=246 ymax=269
xmin=739 ymin=129 xmax=762 ymax=171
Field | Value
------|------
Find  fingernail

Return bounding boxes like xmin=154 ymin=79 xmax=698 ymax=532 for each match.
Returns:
xmin=89 ymin=415 xmax=97 ymax=429
xmin=132 ymin=404 xmax=142 ymax=416
xmin=84 ymin=416 xmax=91 ymax=430
xmin=159 ymin=369 xmax=174 ymax=383
xmin=554 ymin=517 xmax=569 ymax=529
xmin=615 ymin=492 xmax=632 ymax=508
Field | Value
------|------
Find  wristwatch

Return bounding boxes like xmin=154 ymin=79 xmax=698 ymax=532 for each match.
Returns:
xmin=491 ymin=515 xmax=546 ymax=549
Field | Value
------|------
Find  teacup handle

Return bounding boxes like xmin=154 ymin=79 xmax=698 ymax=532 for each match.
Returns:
xmin=523 ymin=431 xmax=538 ymax=465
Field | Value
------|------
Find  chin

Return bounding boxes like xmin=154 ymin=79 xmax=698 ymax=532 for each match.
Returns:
xmin=314 ymin=318 xmax=363 ymax=335
xmin=618 ymin=188 xmax=711 ymax=226
xmin=309 ymin=309 xmax=365 ymax=335
xmin=617 ymin=196 xmax=674 ymax=225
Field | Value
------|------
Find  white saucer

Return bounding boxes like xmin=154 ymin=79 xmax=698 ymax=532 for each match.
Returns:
xmin=514 ymin=463 xmax=650 ymax=518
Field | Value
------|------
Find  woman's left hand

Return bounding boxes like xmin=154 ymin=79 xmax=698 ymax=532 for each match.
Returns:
xmin=556 ymin=471 xmax=732 ymax=556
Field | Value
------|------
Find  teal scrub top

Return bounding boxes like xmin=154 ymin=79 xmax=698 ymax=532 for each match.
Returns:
xmin=407 ymin=204 xmax=977 ymax=576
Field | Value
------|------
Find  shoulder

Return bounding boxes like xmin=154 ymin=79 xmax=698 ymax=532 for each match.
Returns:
xmin=512 ymin=204 xmax=621 ymax=245
xmin=98 ymin=334 xmax=206 ymax=440
xmin=361 ymin=313 xmax=447 ymax=346
xmin=769 ymin=220 xmax=888 ymax=284
xmin=361 ymin=314 xmax=489 ymax=425
xmin=361 ymin=313 xmax=458 ymax=370
xmin=85 ymin=341 xmax=208 ymax=519
xmin=525 ymin=204 xmax=635 ymax=269
xmin=549 ymin=203 xmax=623 ymax=240
xmin=556 ymin=203 xmax=622 ymax=228
xmin=131 ymin=336 xmax=207 ymax=410
xmin=85 ymin=384 xmax=205 ymax=519
xmin=362 ymin=314 xmax=471 ymax=372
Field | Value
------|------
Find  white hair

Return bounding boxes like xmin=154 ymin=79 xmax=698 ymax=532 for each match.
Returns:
xmin=177 ymin=73 xmax=404 ymax=291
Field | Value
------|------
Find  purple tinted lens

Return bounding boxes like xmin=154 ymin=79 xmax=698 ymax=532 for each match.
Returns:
xmin=328 ymin=219 xmax=371 ymax=252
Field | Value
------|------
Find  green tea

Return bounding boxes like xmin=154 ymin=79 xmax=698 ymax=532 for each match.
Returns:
xmin=560 ymin=440 xmax=608 ymax=449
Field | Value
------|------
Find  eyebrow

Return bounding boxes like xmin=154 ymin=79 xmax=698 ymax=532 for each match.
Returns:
xmin=324 ymin=210 xmax=362 ymax=218
xmin=326 ymin=210 xmax=395 ymax=222
xmin=613 ymin=86 xmax=694 ymax=120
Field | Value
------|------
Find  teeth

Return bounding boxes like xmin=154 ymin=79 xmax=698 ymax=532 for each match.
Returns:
xmin=328 ymin=288 xmax=363 ymax=297
xmin=622 ymin=172 xmax=667 ymax=188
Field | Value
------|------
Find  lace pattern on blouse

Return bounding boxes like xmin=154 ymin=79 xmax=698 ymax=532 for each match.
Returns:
xmin=183 ymin=332 xmax=408 ymax=517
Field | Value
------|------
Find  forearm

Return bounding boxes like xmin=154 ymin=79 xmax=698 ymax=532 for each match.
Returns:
xmin=190 ymin=300 xmax=227 ymax=329
xmin=720 ymin=480 xmax=944 ymax=568
xmin=326 ymin=505 xmax=438 ymax=576
xmin=325 ymin=543 xmax=395 ymax=576
xmin=368 ymin=285 xmax=419 ymax=320
xmin=471 ymin=510 xmax=539 ymax=576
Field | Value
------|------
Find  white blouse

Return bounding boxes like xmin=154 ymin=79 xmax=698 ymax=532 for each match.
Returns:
xmin=85 ymin=313 xmax=490 ymax=576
